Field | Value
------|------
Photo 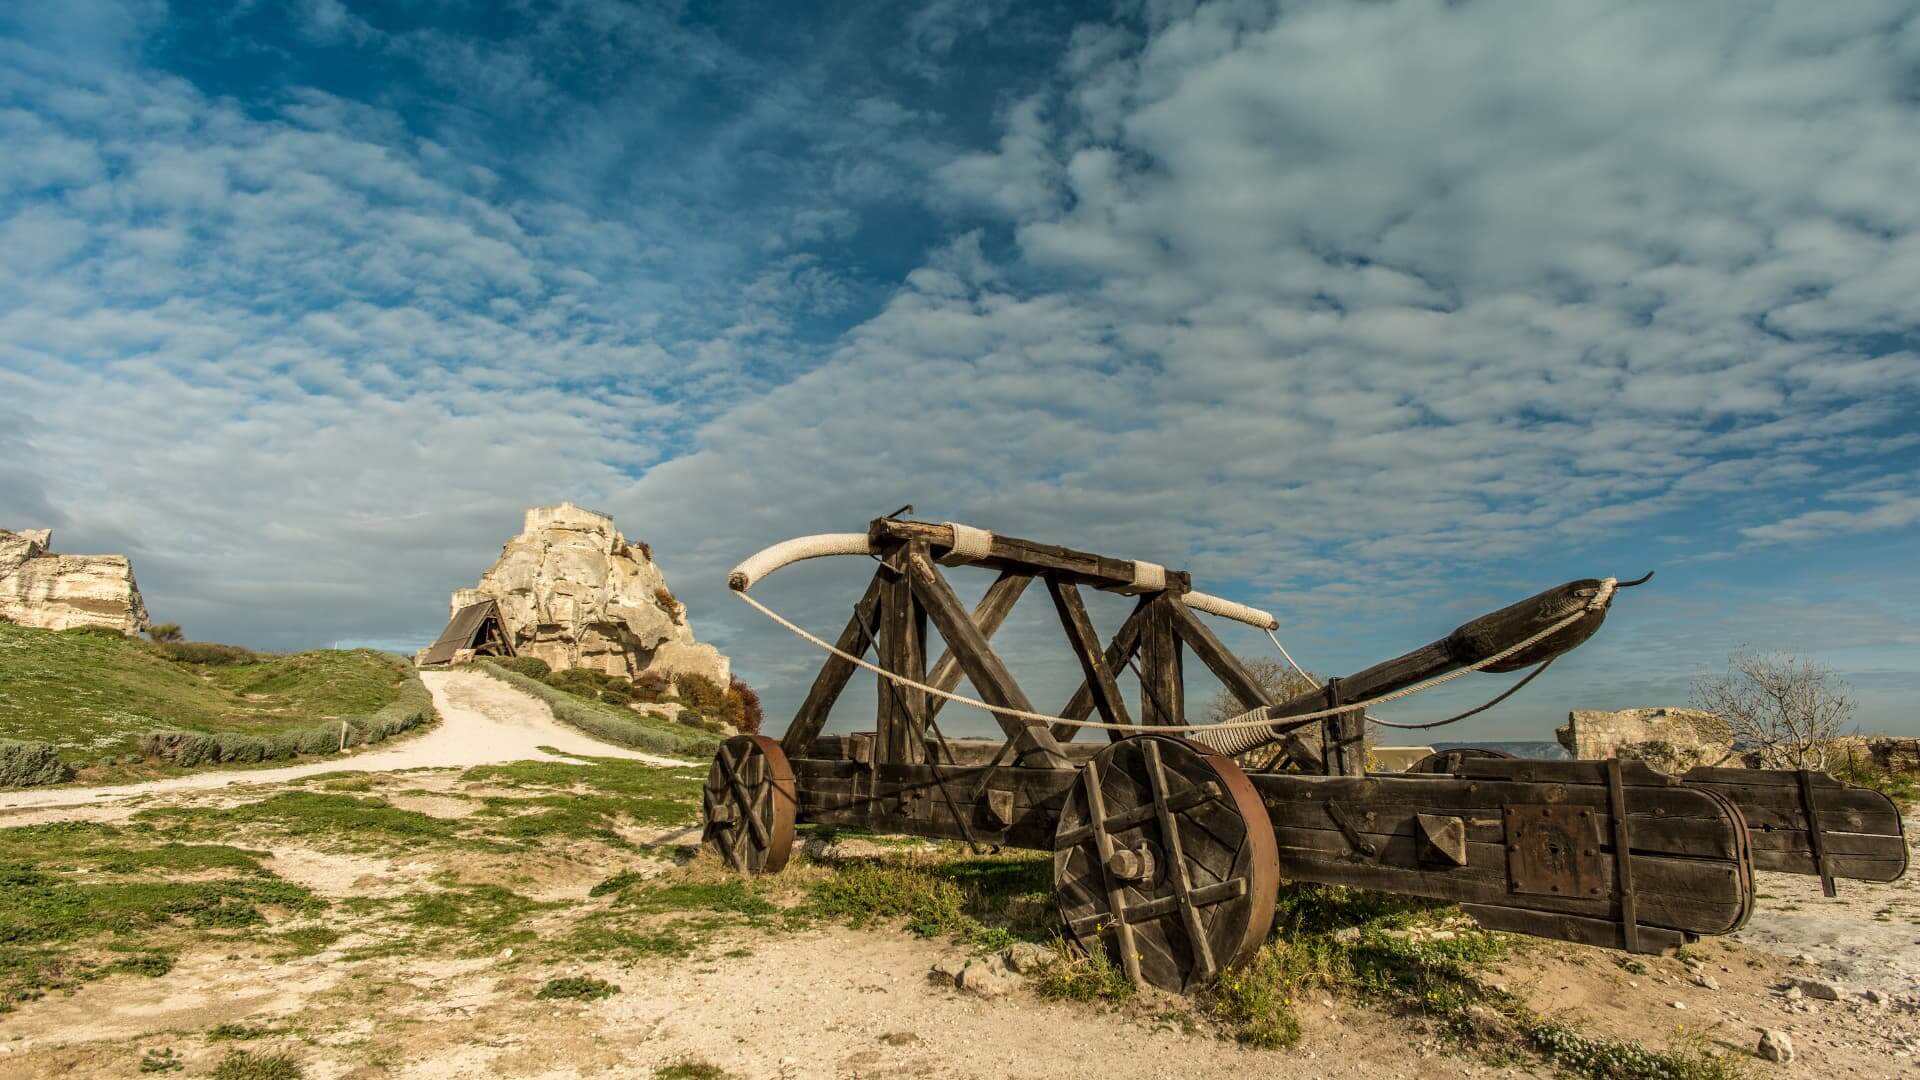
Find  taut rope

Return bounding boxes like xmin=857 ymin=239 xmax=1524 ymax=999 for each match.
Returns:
xmin=732 ymin=577 xmax=1614 ymax=736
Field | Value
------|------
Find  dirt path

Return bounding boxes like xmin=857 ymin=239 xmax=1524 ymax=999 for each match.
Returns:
xmin=1730 ymin=810 xmax=1920 ymax=997
xmin=0 ymin=669 xmax=687 ymax=814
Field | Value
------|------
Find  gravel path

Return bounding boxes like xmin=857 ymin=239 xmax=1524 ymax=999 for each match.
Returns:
xmin=0 ymin=668 xmax=688 ymax=814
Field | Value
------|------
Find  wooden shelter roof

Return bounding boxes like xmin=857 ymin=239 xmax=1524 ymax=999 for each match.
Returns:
xmin=419 ymin=598 xmax=511 ymax=666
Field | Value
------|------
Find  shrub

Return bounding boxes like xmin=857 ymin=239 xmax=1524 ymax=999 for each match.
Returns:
xmin=147 ymin=623 xmax=184 ymax=643
xmin=653 ymin=586 xmax=679 ymax=616
xmin=727 ymin=677 xmax=762 ymax=735
xmin=153 ymin=640 xmax=266 ymax=665
xmin=600 ymin=688 xmax=633 ymax=706
xmin=506 ymin=656 xmax=551 ymax=679
xmin=632 ymin=671 xmax=670 ymax=703
xmin=0 ymin=739 xmax=74 ymax=788
xmin=295 ymin=727 xmax=340 ymax=755
xmin=475 ymin=661 xmax=721 ymax=758
xmin=535 ymin=975 xmax=620 ymax=1001
xmin=137 ymin=673 xmax=434 ymax=768
xmin=673 ymin=673 xmax=728 ymax=715
xmin=219 ymin=735 xmax=272 ymax=764
xmin=210 ymin=1050 xmax=303 ymax=1080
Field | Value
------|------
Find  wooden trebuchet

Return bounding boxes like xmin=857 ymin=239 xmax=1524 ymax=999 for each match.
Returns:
xmin=1681 ymin=765 xmax=1908 ymax=891
xmin=702 ymin=735 xmax=797 ymax=875
xmin=710 ymin=515 xmax=1909 ymax=993
xmin=1053 ymin=735 xmax=1279 ymax=992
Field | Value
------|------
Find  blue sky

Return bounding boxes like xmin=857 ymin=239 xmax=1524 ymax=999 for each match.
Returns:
xmin=3 ymin=1 xmax=1918 ymax=740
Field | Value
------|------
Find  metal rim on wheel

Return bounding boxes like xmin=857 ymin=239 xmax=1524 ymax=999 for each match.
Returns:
xmin=702 ymin=734 xmax=796 ymax=875
xmin=1052 ymin=734 xmax=1280 ymax=993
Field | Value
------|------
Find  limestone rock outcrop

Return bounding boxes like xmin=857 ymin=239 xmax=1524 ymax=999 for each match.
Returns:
xmin=1556 ymin=707 xmax=1735 ymax=772
xmin=452 ymin=503 xmax=729 ymax=686
xmin=0 ymin=528 xmax=150 ymax=635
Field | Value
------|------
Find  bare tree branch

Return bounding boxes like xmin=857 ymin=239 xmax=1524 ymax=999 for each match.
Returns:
xmin=1691 ymin=650 xmax=1854 ymax=770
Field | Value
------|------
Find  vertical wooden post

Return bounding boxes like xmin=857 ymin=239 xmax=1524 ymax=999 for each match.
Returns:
xmin=1319 ymin=678 xmax=1365 ymax=776
xmin=1137 ymin=593 xmax=1184 ymax=727
xmin=884 ymin=543 xmax=929 ymax=765
xmin=873 ymin=544 xmax=926 ymax=767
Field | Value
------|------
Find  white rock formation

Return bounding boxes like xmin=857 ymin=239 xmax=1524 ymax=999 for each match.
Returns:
xmin=0 ymin=528 xmax=150 ymax=634
xmin=454 ymin=503 xmax=729 ymax=686
xmin=1556 ymin=707 xmax=1735 ymax=771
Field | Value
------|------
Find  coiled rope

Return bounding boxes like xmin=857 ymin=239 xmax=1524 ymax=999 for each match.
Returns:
xmin=731 ymin=577 xmax=1614 ymax=735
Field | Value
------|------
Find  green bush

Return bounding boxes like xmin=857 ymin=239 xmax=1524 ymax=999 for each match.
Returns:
xmin=728 ymin=677 xmax=762 ymax=735
xmin=673 ymin=673 xmax=728 ymax=715
xmin=138 ymin=672 xmax=434 ymax=767
xmin=0 ymin=739 xmax=74 ymax=788
xmin=535 ymin=975 xmax=620 ymax=1001
xmin=475 ymin=661 xmax=721 ymax=758
xmin=632 ymin=672 xmax=670 ymax=703
xmin=147 ymin=623 xmax=184 ymax=643
xmin=150 ymin=640 xmax=267 ymax=665
xmin=506 ymin=656 xmax=551 ymax=679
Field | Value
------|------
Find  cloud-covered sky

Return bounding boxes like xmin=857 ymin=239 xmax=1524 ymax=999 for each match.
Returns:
xmin=4 ymin=1 xmax=1918 ymax=739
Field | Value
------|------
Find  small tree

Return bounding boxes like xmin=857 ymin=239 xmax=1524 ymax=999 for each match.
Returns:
xmin=148 ymin=623 xmax=184 ymax=643
xmin=1691 ymin=650 xmax=1853 ymax=771
xmin=1206 ymin=657 xmax=1319 ymax=724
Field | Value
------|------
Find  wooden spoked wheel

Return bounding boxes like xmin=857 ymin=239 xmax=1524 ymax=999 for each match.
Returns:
xmin=702 ymin=735 xmax=796 ymax=875
xmin=1406 ymin=746 xmax=1516 ymax=774
xmin=1053 ymin=735 xmax=1280 ymax=993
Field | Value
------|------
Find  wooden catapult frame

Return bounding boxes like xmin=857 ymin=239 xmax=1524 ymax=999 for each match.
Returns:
xmin=700 ymin=517 xmax=1909 ymax=993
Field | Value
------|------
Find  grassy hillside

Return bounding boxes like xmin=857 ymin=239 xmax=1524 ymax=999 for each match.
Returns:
xmin=0 ymin=621 xmax=423 ymax=764
xmin=475 ymin=661 xmax=723 ymax=760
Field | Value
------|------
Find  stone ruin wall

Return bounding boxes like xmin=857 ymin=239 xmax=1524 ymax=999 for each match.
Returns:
xmin=1556 ymin=706 xmax=1736 ymax=772
xmin=0 ymin=528 xmax=149 ymax=635
xmin=450 ymin=503 xmax=729 ymax=686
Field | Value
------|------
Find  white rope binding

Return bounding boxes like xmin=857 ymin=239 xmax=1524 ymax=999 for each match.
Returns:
xmin=1127 ymin=559 xmax=1166 ymax=594
xmin=731 ymin=576 xmax=1616 ymax=735
xmin=938 ymin=522 xmax=994 ymax=565
xmin=1185 ymin=592 xmax=1279 ymax=631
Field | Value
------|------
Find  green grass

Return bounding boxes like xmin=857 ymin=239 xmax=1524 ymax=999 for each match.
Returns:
xmin=137 ymin=792 xmax=458 ymax=844
xmin=461 ymin=757 xmax=707 ymax=842
xmin=1833 ymin=757 xmax=1919 ymax=812
xmin=0 ymin=820 xmax=323 ymax=1011
xmin=654 ymin=1061 xmax=732 ymax=1080
xmin=0 ymin=620 xmax=426 ymax=767
xmin=1032 ymin=940 xmax=1135 ymax=1003
xmin=535 ymin=975 xmax=620 ymax=1000
xmin=473 ymin=661 xmax=722 ymax=759
xmin=210 ymin=1049 xmax=303 ymax=1080
xmin=1186 ymin=883 xmax=1744 ymax=1080
xmin=207 ymin=1022 xmax=281 ymax=1041
xmin=801 ymin=850 xmax=1055 ymax=951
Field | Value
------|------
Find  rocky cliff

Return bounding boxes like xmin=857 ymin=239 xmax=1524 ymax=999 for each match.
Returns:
xmin=0 ymin=528 xmax=150 ymax=635
xmin=453 ymin=503 xmax=729 ymax=685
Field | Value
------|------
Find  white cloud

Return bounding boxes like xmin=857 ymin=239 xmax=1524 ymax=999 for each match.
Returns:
xmin=4 ymin=1 xmax=1919 ymax=736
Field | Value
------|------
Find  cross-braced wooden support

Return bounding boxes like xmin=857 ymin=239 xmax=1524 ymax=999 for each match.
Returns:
xmin=700 ymin=516 xmax=1904 ymax=995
